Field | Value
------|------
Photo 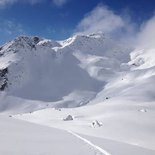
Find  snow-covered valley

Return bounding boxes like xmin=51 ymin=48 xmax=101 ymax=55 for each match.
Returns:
xmin=0 ymin=33 xmax=155 ymax=155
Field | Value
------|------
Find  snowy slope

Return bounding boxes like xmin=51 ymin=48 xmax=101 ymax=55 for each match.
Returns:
xmin=0 ymin=115 xmax=112 ymax=155
xmin=14 ymin=97 xmax=155 ymax=154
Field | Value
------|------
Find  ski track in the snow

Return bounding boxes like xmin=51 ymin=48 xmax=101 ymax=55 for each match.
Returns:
xmin=68 ymin=130 xmax=111 ymax=155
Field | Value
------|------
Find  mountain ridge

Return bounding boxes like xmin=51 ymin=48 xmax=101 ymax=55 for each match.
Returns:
xmin=0 ymin=33 xmax=155 ymax=113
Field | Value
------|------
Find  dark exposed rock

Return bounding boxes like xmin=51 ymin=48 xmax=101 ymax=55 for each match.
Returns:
xmin=33 ymin=37 xmax=40 ymax=44
xmin=0 ymin=68 xmax=8 ymax=91
xmin=0 ymin=46 xmax=3 ymax=51
xmin=0 ymin=68 xmax=8 ymax=77
xmin=63 ymin=115 xmax=74 ymax=121
xmin=0 ymin=46 xmax=4 ymax=56
xmin=32 ymin=44 xmax=36 ymax=49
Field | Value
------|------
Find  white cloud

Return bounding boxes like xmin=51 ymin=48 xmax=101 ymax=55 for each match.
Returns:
xmin=136 ymin=16 xmax=155 ymax=48
xmin=75 ymin=5 xmax=125 ymax=35
xmin=52 ymin=0 xmax=69 ymax=7
xmin=0 ymin=0 xmax=43 ymax=7
xmin=74 ymin=4 xmax=137 ymax=45
xmin=76 ymin=4 xmax=155 ymax=48
xmin=0 ymin=0 xmax=17 ymax=7
xmin=0 ymin=0 xmax=69 ymax=7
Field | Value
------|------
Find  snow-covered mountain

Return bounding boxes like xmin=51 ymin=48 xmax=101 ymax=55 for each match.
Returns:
xmin=0 ymin=33 xmax=155 ymax=110
xmin=0 ymin=33 xmax=131 ymax=111
xmin=0 ymin=33 xmax=155 ymax=155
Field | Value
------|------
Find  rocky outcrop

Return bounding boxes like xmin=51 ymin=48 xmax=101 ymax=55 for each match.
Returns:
xmin=0 ymin=68 xmax=8 ymax=91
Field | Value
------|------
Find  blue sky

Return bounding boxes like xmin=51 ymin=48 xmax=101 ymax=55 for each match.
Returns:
xmin=0 ymin=0 xmax=155 ymax=44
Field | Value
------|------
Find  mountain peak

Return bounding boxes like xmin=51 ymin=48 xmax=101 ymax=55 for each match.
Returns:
xmin=15 ymin=36 xmax=42 ymax=44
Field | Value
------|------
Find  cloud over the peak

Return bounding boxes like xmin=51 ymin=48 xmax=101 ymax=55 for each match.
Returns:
xmin=136 ymin=16 xmax=155 ymax=48
xmin=76 ymin=5 xmax=125 ymax=35
xmin=74 ymin=4 xmax=138 ymax=45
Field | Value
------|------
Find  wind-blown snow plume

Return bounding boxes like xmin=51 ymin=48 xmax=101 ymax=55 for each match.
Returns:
xmin=75 ymin=4 xmax=155 ymax=47
xmin=136 ymin=15 xmax=155 ymax=48
xmin=75 ymin=4 xmax=137 ymax=45
xmin=128 ymin=15 xmax=155 ymax=69
xmin=76 ymin=5 xmax=134 ymax=34
xmin=76 ymin=5 xmax=124 ymax=35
